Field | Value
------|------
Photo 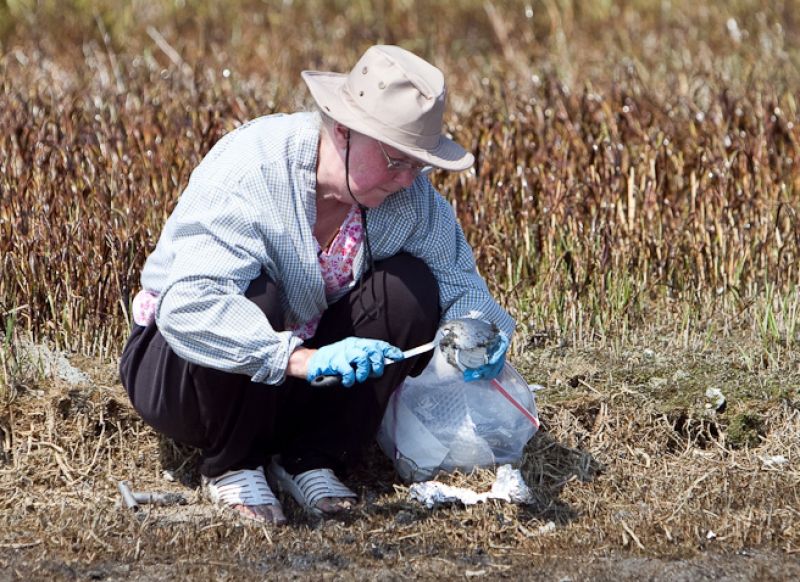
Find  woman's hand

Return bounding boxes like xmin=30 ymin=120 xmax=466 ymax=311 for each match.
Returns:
xmin=462 ymin=330 xmax=509 ymax=382
xmin=304 ymin=337 xmax=404 ymax=387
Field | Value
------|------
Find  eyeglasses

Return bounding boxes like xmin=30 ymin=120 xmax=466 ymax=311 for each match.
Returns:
xmin=377 ymin=141 xmax=434 ymax=176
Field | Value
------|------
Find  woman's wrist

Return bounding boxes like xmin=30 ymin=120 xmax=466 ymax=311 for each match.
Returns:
xmin=287 ymin=346 xmax=315 ymax=379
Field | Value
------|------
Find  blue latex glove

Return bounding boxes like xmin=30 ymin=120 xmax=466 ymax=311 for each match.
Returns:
xmin=306 ymin=337 xmax=404 ymax=387
xmin=463 ymin=331 xmax=509 ymax=382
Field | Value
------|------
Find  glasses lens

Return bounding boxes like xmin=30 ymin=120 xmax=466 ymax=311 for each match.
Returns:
xmin=379 ymin=142 xmax=431 ymax=174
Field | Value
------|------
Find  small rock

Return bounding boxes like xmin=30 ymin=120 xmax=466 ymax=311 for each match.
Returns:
xmin=162 ymin=470 xmax=176 ymax=482
xmin=643 ymin=349 xmax=655 ymax=360
xmin=369 ymin=543 xmax=385 ymax=560
xmin=394 ymin=510 xmax=415 ymax=525
xmin=17 ymin=341 xmax=90 ymax=386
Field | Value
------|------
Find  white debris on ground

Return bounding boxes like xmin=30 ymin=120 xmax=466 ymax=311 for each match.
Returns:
xmin=537 ymin=521 xmax=556 ymax=534
xmin=672 ymin=369 xmax=689 ymax=382
xmin=409 ymin=464 xmax=531 ymax=509
xmin=704 ymin=387 xmax=726 ymax=412
xmin=760 ymin=455 xmax=788 ymax=469
xmin=16 ymin=341 xmax=90 ymax=386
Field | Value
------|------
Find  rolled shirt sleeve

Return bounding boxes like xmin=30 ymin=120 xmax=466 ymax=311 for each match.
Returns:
xmin=140 ymin=113 xmax=326 ymax=385
xmin=153 ymin=180 xmax=305 ymax=385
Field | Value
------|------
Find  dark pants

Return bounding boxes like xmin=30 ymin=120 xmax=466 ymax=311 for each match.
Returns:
xmin=119 ymin=253 xmax=440 ymax=478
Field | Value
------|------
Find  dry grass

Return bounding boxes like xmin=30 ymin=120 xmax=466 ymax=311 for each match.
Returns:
xmin=2 ymin=0 xmax=800 ymax=578
xmin=1 ymin=0 xmax=799 ymax=366
xmin=1 ymin=335 xmax=799 ymax=577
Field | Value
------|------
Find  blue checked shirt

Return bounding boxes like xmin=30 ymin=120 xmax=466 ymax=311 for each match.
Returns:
xmin=140 ymin=112 xmax=515 ymax=385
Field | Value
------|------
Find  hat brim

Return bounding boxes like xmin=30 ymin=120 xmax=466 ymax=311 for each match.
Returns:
xmin=302 ymin=70 xmax=474 ymax=172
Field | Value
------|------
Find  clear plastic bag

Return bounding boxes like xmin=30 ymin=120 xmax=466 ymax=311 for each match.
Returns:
xmin=377 ymin=351 xmax=540 ymax=482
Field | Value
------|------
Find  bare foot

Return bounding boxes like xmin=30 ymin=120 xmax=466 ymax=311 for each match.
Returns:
xmin=232 ymin=503 xmax=287 ymax=525
xmin=314 ymin=496 xmax=354 ymax=514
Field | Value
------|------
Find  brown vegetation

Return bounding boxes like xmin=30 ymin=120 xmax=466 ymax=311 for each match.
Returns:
xmin=1 ymin=0 xmax=799 ymax=578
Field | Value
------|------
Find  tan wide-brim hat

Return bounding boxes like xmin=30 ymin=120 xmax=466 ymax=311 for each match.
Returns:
xmin=302 ymin=45 xmax=474 ymax=172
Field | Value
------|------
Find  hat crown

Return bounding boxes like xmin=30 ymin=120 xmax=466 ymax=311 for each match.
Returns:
xmin=343 ymin=45 xmax=445 ymax=146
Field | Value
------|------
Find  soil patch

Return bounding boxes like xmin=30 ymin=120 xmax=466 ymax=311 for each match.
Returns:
xmin=1 ymin=340 xmax=799 ymax=579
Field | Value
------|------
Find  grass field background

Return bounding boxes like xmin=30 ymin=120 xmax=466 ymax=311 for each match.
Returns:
xmin=1 ymin=1 xmax=800 ymax=578
xmin=2 ymin=0 xmax=799 ymax=362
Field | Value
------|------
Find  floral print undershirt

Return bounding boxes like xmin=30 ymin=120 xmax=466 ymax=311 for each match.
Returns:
xmin=289 ymin=204 xmax=363 ymax=339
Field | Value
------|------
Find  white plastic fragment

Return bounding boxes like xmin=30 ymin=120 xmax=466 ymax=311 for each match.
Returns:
xmin=492 ymin=464 xmax=532 ymax=503
xmin=409 ymin=464 xmax=531 ymax=509
xmin=706 ymin=530 xmax=717 ymax=540
xmin=538 ymin=520 xmax=556 ymax=534
xmin=760 ymin=454 xmax=788 ymax=468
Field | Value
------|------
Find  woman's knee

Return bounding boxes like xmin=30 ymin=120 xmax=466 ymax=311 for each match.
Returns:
xmin=376 ymin=253 xmax=440 ymax=326
xmin=376 ymin=253 xmax=441 ymax=343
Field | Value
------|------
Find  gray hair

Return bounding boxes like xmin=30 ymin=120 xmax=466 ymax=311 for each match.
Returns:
xmin=316 ymin=107 xmax=340 ymax=136
xmin=316 ymin=107 xmax=361 ymax=143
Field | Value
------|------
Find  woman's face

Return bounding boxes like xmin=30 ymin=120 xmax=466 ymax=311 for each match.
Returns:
xmin=337 ymin=131 xmax=424 ymax=208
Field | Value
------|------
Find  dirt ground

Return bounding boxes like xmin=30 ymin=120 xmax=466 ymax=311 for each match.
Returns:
xmin=2 ymin=546 xmax=799 ymax=581
xmin=2 ymin=334 xmax=800 ymax=580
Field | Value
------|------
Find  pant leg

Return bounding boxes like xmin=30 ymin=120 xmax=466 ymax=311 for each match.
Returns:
xmin=278 ymin=253 xmax=441 ymax=475
xmin=119 ymin=253 xmax=441 ymax=478
xmin=119 ymin=272 xmax=294 ymax=478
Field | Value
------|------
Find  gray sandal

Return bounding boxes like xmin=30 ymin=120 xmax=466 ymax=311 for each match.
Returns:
xmin=204 ymin=466 xmax=286 ymax=525
xmin=267 ymin=458 xmax=357 ymax=516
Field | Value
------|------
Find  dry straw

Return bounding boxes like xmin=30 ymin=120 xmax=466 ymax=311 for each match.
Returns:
xmin=1 ymin=1 xmax=799 ymax=364
xmin=1 ymin=0 xmax=800 ymax=576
